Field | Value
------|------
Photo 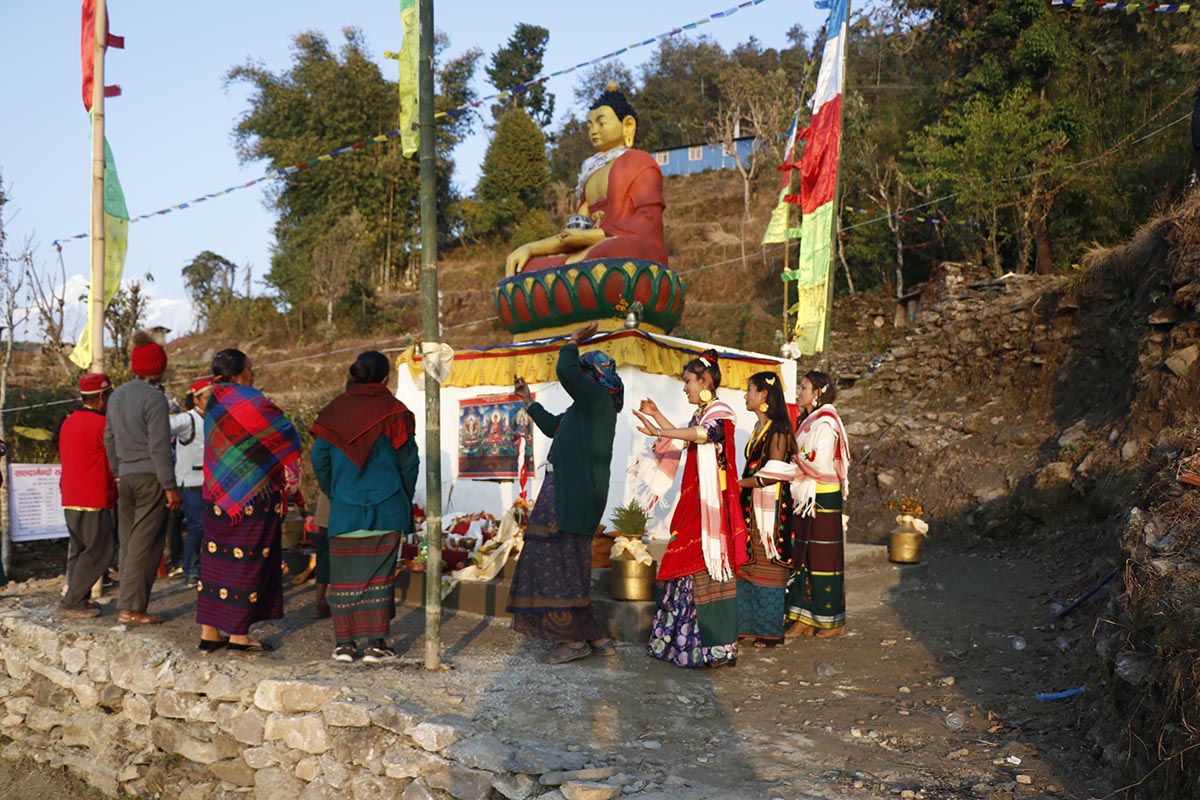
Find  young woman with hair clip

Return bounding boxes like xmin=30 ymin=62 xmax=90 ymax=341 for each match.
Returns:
xmin=786 ymin=370 xmax=851 ymax=640
xmin=634 ymin=350 xmax=748 ymax=668
xmin=735 ymin=371 xmax=798 ymax=648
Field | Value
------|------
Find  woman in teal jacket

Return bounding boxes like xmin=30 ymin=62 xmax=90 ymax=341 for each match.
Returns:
xmin=508 ymin=322 xmax=622 ymax=664
xmin=311 ymin=351 xmax=418 ymax=664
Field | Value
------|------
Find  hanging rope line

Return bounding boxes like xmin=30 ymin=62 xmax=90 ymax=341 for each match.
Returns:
xmin=51 ymin=0 xmax=773 ymax=249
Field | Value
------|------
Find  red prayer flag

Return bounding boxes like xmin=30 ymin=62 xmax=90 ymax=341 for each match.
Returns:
xmin=80 ymin=0 xmax=124 ymax=112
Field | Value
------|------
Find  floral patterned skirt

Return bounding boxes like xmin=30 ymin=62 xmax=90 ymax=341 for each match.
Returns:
xmin=647 ymin=573 xmax=738 ymax=667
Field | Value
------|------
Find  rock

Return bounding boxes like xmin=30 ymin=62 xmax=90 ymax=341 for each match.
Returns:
xmin=264 ymin=713 xmax=331 ymax=754
xmin=560 ymin=782 xmax=621 ymax=800
xmin=61 ymin=646 xmax=87 ymax=674
xmin=846 ymin=421 xmax=881 ymax=438
xmin=541 ymin=767 xmax=620 ymax=786
xmin=503 ymin=744 xmax=589 ymax=774
xmin=319 ymin=755 xmax=351 ymax=789
xmin=150 ymin=718 xmax=243 ymax=765
xmin=205 ymin=672 xmax=240 ymax=701
xmin=423 ymin=760 xmax=494 ymax=800
xmin=244 ymin=745 xmax=280 ymax=770
xmin=295 ymin=755 xmax=321 ymax=782
xmin=403 ymin=778 xmax=439 ymax=800
xmin=230 ymin=708 xmax=267 ymax=746
xmin=382 ymin=746 xmax=446 ymax=779
xmin=98 ymin=683 xmax=124 ymax=710
xmin=255 ymin=766 xmax=306 ymax=800
xmin=442 ymin=732 xmax=512 ymax=773
xmin=1034 ymin=462 xmax=1072 ymax=488
xmin=492 ymin=772 xmax=538 ymax=799
xmin=300 ymin=779 xmax=342 ymax=800
xmin=123 ymin=693 xmax=152 ymax=726
xmin=156 ymin=688 xmax=197 ymax=720
xmin=1165 ymin=344 xmax=1199 ymax=376
xmin=1016 ymin=775 xmax=1033 ymax=785
xmin=349 ymin=774 xmax=407 ymax=799
xmin=875 ymin=470 xmax=897 ymax=489
xmin=323 ymin=700 xmax=376 ymax=728
xmin=255 ymin=679 xmax=341 ymax=713
xmin=178 ymin=782 xmax=217 ymax=800
xmin=370 ymin=703 xmax=423 ymax=735
xmin=1120 ymin=439 xmax=1142 ymax=461
xmin=209 ymin=757 xmax=256 ymax=787
xmin=109 ymin=650 xmax=173 ymax=695
xmin=409 ymin=721 xmax=466 ymax=752
xmin=337 ymin=728 xmax=396 ymax=767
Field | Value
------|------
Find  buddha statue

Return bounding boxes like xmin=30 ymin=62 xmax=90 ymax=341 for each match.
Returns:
xmin=504 ymin=83 xmax=668 ymax=276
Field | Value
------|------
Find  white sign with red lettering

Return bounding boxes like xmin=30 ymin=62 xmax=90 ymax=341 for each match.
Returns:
xmin=8 ymin=464 xmax=69 ymax=541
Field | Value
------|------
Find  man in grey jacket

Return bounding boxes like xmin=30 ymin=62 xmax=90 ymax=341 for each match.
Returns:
xmin=104 ymin=331 xmax=182 ymax=624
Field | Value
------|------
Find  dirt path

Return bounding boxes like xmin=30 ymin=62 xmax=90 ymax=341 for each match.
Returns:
xmin=0 ymin=542 xmax=1116 ymax=799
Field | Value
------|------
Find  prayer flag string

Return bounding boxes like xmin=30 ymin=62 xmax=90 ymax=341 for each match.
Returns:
xmin=53 ymin=0 xmax=772 ymax=249
xmin=1045 ymin=0 xmax=1193 ymax=11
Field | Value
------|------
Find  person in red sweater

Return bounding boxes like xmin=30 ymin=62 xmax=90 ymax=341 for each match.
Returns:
xmin=58 ymin=372 xmax=117 ymax=618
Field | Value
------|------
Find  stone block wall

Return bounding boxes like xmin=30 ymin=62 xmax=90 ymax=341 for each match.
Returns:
xmin=0 ymin=611 xmax=625 ymax=800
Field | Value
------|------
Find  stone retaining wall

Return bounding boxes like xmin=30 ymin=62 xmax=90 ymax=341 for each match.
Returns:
xmin=0 ymin=611 xmax=625 ymax=800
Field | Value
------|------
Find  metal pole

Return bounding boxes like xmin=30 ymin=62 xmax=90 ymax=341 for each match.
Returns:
xmin=418 ymin=0 xmax=443 ymax=670
xmin=88 ymin=0 xmax=107 ymax=374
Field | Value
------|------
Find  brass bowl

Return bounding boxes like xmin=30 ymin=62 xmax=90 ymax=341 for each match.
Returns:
xmin=611 ymin=558 xmax=656 ymax=601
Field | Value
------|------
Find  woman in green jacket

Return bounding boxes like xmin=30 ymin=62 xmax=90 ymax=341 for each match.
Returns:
xmin=508 ymin=323 xmax=622 ymax=664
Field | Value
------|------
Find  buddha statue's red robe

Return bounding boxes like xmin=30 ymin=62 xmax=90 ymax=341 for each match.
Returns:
xmin=520 ymin=149 xmax=668 ymax=272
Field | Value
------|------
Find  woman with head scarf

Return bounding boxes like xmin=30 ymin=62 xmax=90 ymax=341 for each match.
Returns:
xmin=311 ymin=351 xmax=418 ymax=664
xmin=197 ymin=349 xmax=301 ymax=654
xmin=786 ymin=370 xmax=850 ymax=640
xmin=633 ymin=350 xmax=748 ymax=668
xmin=508 ymin=322 xmax=622 ymax=664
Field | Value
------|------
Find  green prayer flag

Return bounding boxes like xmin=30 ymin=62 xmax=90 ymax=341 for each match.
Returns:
xmin=72 ymin=135 xmax=128 ymax=369
xmin=399 ymin=0 xmax=420 ymax=158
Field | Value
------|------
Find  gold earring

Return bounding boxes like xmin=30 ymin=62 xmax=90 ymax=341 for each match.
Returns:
xmin=758 ymin=402 xmax=769 ymax=413
xmin=699 ymin=389 xmax=713 ymax=404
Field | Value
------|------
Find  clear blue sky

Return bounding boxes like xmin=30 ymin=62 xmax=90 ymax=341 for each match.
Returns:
xmin=0 ymin=1 xmax=826 ymax=338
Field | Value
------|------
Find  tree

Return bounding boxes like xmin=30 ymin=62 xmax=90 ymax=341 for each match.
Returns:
xmin=104 ymin=274 xmax=154 ymax=369
xmin=227 ymin=28 xmax=479 ymax=312
xmin=486 ymin=24 xmax=555 ymax=128
xmin=312 ymin=209 xmax=368 ymax=334
xmin=636 ymin=37 xmax=730 ymax=152
xmin=909 ymin=87 xmax=1067 ymax=276
xmin=182 ymin=250 xmax=238 ymax=331
xmin=475 ymin=108 xmax=550 ymax=234
xmin=24 ymin=248 xmax=78 ymax=383
xmin=714 ymin=62 xmax=792 ymax=257
xmin=0 ymin=176 xmax=28 ymax=576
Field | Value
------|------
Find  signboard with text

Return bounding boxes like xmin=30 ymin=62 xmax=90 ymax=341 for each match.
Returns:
xmin=8 ymin=464 xmax=68 ymax=541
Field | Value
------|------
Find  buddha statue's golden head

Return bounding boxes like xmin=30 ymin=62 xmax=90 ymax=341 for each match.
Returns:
xmin=587 ymin=81 xmax=638 ymax=152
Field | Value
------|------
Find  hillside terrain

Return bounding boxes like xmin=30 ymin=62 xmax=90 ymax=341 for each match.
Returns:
xmin=4 ymin=171 xmax=1200 ymax=797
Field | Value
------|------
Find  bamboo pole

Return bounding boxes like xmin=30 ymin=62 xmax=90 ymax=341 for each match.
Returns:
xmin=819 ymin=0 xmax=849 ymax=372
xmin=418 ymin=0 xmax=443 ymax=670
xmin=88 ymin=0 xmax=107 ymax=374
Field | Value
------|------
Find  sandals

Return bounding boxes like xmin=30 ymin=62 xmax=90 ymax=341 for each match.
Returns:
xmin=753 ymin=638 xmax=782 ymax=649
xmin=544 ymin=643 xmax=591 ymax=664
xmin=590 ymin=639 xmax=617 ymax=657
xmin=227 ymin=641 xmax=273 ymax=655
xmin=198 ymin=638 xmax=228 ymax=653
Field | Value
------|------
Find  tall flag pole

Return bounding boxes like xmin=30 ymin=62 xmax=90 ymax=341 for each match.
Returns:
xmin=792 ymin=0 xmax=848 ymax=355
xmin=75 ymin=0 xmax=126 ymax=372
xmin=416 ymin=0 xmax=445 ymax=671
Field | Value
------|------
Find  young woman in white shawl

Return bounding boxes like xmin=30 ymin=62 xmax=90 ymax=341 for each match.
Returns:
xmin=734 ymin=371 xmax=798 ymax=648
xmin=786 ymin=370 xmax=851 ymax=639
xmin=633 ymin=350 xmax=748 ymax=668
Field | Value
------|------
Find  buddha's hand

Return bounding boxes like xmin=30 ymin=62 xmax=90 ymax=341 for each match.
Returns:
xmin=556 ymin=228 xmax=599 ymax=248
xmin=505 ymin=244 xmax=535 ymax=276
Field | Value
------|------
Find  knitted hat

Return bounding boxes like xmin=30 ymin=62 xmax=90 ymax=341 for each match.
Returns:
xmin=129 ymin=330 xmax=167 ymax=377
xmin=78 ymin=372 xmax=112 ymax=396
xmin=189 ymin=376 xmax=213 ymax=395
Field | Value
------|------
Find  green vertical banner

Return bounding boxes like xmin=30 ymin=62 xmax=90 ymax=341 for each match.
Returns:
xmin=71 ymin=134 xmax=128 ymax=369
xmin=399 ymin=0 xmax=420 ymax=158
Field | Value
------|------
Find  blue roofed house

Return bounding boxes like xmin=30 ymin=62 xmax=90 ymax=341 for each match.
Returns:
xmin=651 ymin=136 xmax=759 ymax=177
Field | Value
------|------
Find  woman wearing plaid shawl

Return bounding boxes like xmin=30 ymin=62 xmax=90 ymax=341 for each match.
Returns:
xmin=197 ymin=349 xmax=301 ymax=654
